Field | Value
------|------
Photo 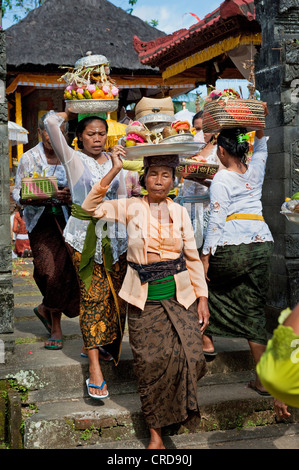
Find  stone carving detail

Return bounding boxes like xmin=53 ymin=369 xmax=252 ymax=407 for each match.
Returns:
xmin=291 ymin=139 xmax=299 ymax=193
xmin=0 ymin=80 xmax=4 ymax=104
xmin=279 ymin=0 xmax=299 ymax=14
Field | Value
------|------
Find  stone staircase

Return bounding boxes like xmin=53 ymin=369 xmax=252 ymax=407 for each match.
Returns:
xmin=1 ymin=259 xmax=299 ymax=449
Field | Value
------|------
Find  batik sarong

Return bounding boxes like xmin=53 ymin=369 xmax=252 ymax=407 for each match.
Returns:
xmin=72 ymin=251 xmax=127 ymax=365
xmin=29 ymin=210 xmax=80 ymax=318
xmin=128 ymin=298 xmax=207 ymax=429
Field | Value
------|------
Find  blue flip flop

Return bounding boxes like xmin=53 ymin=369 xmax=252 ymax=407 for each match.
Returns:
xmin=86 ymin=378 xmax=109 ymax=399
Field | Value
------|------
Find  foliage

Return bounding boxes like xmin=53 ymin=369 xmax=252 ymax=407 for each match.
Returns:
xmin=126 ymin=0 xmax=159 ymax=28
xmin=2 ymin=0 xmax=44 ymax=22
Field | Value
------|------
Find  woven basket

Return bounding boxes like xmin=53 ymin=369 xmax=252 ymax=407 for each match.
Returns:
xmin=176 ymin=162 xmax=219 ymax=180
xmin=202 ymin=99 xmax=265 ymax=133
xmin=21 ymin=176 xmax=58 ymax=200
xmin=135 ymin=97 xmax=174 ymax=120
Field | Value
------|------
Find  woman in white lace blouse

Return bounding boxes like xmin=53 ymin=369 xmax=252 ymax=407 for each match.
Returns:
xmin=200 ymin=104 xmax=275 ymax=396
xmin=44 ymin=110 xmax=128 ymax=399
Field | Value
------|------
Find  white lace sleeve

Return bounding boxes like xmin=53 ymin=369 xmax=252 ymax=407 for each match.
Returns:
xmin=202 ymin=178 xmax=231 ymax=255
xmin=12 ymin=153 xmax=31 ymax=204
xmin=44 ymin=111 xmax=84 ymax=189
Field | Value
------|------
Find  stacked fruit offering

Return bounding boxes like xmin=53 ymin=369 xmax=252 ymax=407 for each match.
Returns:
xmin=60 ymin=53 xmax=119 ymax=101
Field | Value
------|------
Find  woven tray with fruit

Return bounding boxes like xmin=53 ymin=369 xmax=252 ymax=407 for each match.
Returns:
xmin=60 ymin=52 xmax=119 ymax=113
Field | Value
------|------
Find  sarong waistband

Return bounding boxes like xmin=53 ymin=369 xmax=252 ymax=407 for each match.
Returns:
xmin=226 ymin=213 xmax=264 ymax=222
xmin=129 ymin=252 xmax=187 ymax=284
xmin=71 ymin=203 xmax=113 ymax=292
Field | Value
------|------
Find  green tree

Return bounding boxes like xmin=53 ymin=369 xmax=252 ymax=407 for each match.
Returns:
xmin=126 ymin=0 xmax=158 ymax=27
xmin=2 ymin=0 xmax=44 ymax=22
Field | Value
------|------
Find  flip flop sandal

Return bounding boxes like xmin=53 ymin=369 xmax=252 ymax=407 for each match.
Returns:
xmin=44 ymin=339 xmax=63 ymax=350
xmin=203 ymin=350 xmax=218 ymax=357
xmin=248 ymin=381 xmax=271 ymax=396
xmin=86 ymin=378 xmax=109 ymax=399
xmin=33 ymin=307 xmax=52 ymax=335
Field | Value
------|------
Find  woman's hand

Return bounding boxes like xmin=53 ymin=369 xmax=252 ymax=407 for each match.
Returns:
xmin=197 ymin=297 xmax=210 ymax=333
xmin=100 ymin=145 xmax=126 ymax=187
xmin=110 ymin=145 xmax=126 ymax=171
xmin=56 ymin=187 xmax=72 ymax=204
xmin=256 ymin=102 xmax=268 ymax=139
xmin=274 ymin=399 xmax=291 ymax=421
xmin=200 ymin=253 xmax=210 ymax=282
xmin=57 ymin=108 xmax=77 ymax=122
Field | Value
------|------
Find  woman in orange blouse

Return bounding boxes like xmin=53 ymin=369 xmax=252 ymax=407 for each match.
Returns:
xmin=82 ymin=153 xmax=209 ymax=449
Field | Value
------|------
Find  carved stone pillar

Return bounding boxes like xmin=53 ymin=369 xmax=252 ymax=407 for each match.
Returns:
xmin=0 ymin=30 xmax=14 ymax=334
xmin=255 ymin=0 xmax=299 ymax=324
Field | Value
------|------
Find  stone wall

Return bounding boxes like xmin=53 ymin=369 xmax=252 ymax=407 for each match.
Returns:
xmin=255 ymin=0 xmax=299 ymax=323
xmin=0 ymin=30 xmax=14 ymax=334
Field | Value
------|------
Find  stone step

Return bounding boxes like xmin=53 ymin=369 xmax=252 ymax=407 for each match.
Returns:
xmin=77 ymin=423 xmax=299 ymax=450
xmin=21 ymin=373 xmax=299 ymax=449
xmin=0 ymin=334 xmax=255 ymax=401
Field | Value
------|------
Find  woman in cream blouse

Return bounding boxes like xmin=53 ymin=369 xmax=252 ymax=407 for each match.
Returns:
xmin=82 ymin=152 xmax=209 ymax=449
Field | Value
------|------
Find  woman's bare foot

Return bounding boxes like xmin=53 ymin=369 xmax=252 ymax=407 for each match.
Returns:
xmin=88 ymin=349 xmax=108 ymax=397
xmin=44 ymin=312 xmax=63 ymax=349
xmin=248 ymin=379 xmax=270 ymax=396
xmin=147 ymin=428 xmax=165 ymax=449
xmin=202 ymin=334 xmax=215 ymax=354
xmin=81 ymin=346 xmax=113 ymax=362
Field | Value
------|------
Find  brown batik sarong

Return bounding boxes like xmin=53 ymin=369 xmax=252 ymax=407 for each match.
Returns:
xmin=128 ymin=299 xmax=207 ymax=430
xmin=72 ymin=251 xmax=127 ymax=365
xmin=29 ymin=210 xmax=80 ymax=318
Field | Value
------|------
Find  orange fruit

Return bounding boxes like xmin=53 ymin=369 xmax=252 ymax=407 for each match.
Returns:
xmin=104 ymin=91 xmax=114 ymax=99
xmin=92 ymin=89 xmax=105 ymax=99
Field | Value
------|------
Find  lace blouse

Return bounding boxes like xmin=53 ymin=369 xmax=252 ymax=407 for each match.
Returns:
xmin=202 ymin=136 xmax=273 ymax=255
xmin=12 ymin=142 xmax=69 ymax=232
xmin=44 ymin=111 xmax=127 ymax=265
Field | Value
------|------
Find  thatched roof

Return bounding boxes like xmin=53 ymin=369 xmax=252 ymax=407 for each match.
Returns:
xmin=5 ymin=0 xmax=165 ymax=73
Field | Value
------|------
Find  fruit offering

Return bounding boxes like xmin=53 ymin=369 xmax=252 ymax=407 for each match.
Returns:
xmin=123 ymin=121 xmax=162 ymax=147
xmin=60 ymin=53 xmax=119 ymax=101
xmin=281 ymin=192 xmax=299 ymax=213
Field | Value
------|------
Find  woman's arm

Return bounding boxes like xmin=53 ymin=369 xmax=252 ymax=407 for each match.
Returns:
xmin=12 ymin=153 xmax=29 ymax=205
xmin=202 ymin=179 xmax=231 ymax=257
xmin=81 ymin=176 xmax=128 ymax=226
xmin=44 ymin=111 xmax=84 ymax=188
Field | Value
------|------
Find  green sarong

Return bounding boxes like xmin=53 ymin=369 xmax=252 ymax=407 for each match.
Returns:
xmin=71 ymin=203 xmax=113 ymax=292
xmin=206 ymin=241 xmax=274 ymax=345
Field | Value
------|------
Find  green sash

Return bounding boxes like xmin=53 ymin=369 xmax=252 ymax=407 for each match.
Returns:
xmin=71 ymin=203 xmax=113 ymax=292
xmin=147 ymin=276 xmax=176 ymax=300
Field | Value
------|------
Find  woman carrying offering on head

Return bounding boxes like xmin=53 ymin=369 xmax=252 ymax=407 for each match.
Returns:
xmin=82 ymin=151 xmax=209 ymax=449
xmin=44 ymin=110 xmax=128 ymax=400
xmin=200 ymin=104 xmax=274 ymax=387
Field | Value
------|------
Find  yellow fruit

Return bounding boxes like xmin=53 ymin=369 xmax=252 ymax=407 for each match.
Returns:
xmin=125 ymin=140 xmax=136 ymax=147
xmin=77 ymin=92 xmax=84 ymax=99
xmin=64 ymin=91 xmax=73 ymax=100
xmin=84 ymin=89 xmax=92 ymax=99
